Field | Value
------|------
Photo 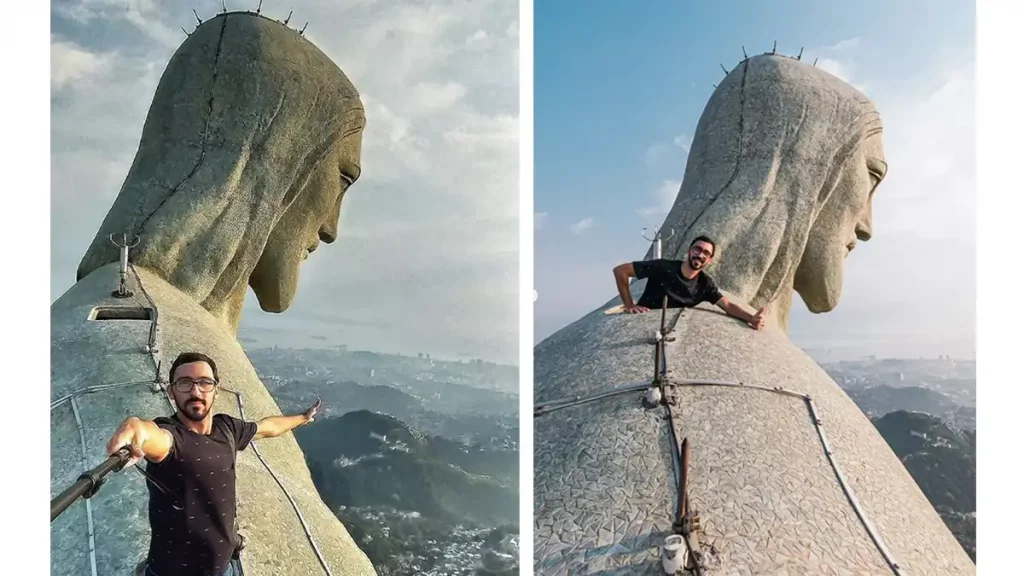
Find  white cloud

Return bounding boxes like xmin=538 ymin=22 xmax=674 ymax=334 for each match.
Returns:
xmin=637 ymin=179 xmax=681 ymax=218
xmin=570 ymin=217 xmax=596 ymax=235
xmin=815 ymin=57 xmax=853 ymax=84
xmin=672 ymin=133 xmax=692 ymax=154
xmin=409 ymin=81 xmax=468 ymax=112
xmin=645 ymin=132 xmax=691 ymax=169
xmin=534 ymin=212 xmax=548 ymax=230
xmin=825 ymin=37 xmax=861 ymax=52
xmin=465 ymin=29 xmax=494 ymax=51
xmin=50 ymin=40 xmax=115 ymax=90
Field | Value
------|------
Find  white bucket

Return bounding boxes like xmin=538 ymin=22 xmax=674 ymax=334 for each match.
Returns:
xmin=661 ymin=534 xmax=687 ymax=574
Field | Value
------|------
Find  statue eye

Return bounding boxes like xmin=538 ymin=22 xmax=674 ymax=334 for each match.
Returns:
xmin=867 ymin=169 xmax=883 ymax=197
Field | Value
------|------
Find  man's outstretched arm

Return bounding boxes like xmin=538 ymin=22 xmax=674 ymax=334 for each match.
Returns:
xmin=612 ymin=263 xmax=648 ymax=313
xmin=254 ymin=398 xmax=321 ymax=440
xmin=714 ymin=295 xmax=766 ymax=330
xmin=106 ymin=417 xmax=174 ymax=465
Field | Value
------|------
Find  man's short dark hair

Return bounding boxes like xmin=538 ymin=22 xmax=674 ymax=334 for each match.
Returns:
xmin=690 ymin=235 xmax=716 ymax=256
xmin=170 ymin=352 xmax=219 ymax=383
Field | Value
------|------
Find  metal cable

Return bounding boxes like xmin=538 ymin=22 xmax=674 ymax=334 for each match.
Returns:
xmin=533 ymin=381 xmax=653 ymax=416
xmin=227 ymin=389 xmax=333 ymax=576
xmin=664 ymin=379 xmax=905 ymax=575
xmin=70 ymin=398 xmax=99 ymax=576
xmin=51 ymin=380 xmax=154 ymax=411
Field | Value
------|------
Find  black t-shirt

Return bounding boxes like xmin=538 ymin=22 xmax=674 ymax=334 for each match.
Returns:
xmin=144 ymin=413 xmax=257 ymax=576
xmin=632 ymin=259 xmax=723 ymax=309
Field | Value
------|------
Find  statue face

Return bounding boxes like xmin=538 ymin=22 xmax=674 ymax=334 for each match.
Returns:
xmin=249 ymin=130 xmax=363 ymax=312
xmin=795 ymin=131 xmax=887 ymax=312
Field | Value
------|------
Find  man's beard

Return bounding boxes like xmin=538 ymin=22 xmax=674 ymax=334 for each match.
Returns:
xmin=177 ymin=397 xmax=209 ymax=421
xmin=690 ymin=256 xmax=705 ymax=270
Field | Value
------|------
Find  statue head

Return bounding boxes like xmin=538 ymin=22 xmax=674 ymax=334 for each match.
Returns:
xmin=76 ymin=12 xmax=365 ymax=330
xmin=659 ymin=54 xmax=886 ymax=329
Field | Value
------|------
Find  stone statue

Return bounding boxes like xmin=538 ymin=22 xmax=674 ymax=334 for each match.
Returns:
xmin=656 ymin=53 xmax=886 ymax=330
xmin=51 ymin=12 xmax=375 ymax=576
xmin=534 ymin=54 xmax=974 ymax=575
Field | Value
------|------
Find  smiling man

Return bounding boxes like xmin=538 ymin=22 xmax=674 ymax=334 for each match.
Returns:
xmin=612 ymin=235 xmax=766 ymax=330
xmin=105 ymin=352 xmax=321 ymax=576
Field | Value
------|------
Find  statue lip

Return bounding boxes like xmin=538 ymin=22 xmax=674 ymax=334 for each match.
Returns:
xmin=845 ymin=241 xmax=856 ymax=253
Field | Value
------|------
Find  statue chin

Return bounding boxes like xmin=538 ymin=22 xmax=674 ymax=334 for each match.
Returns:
xmin=250 ymin=257 xmax=299 ymax=314
xmin=794 ymin=255 xmax=844 ymax=314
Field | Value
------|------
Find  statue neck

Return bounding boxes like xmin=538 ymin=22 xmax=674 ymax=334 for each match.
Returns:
xmin=205 ymin=289 xmax=246 ymax=335
xmin=763 ymin=287 xmax=794 ymax=333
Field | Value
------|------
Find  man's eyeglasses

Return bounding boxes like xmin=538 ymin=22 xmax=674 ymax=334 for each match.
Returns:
xmin=171 ymin=377 xmax=218 ymax=393
xmin=690 ymin=246 xmax=713 ymax=258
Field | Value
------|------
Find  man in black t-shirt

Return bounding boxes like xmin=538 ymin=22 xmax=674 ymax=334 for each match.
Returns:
xmin=105 ymin=352 xmax=322 ymax=576
xmin=612 ymin=235 xmax=766 ymax=330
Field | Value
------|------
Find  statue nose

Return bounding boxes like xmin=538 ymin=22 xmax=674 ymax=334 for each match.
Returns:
xmin=855 ymin=208 xmax=873 ymax=241
xmin=318 ymin=224 xmax=337 ymax=244
xmin=855 ymin=222 xmax=872 ymax=242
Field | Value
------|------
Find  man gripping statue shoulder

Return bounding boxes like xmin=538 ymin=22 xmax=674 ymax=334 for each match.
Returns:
xmin=105 ymin=352 xmax=322 ymax=576
xmin=612 ymin=235 xmax=766 ymax=331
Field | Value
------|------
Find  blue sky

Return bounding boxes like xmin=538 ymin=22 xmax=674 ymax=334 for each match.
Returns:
xmin=534 ymin=0 xmax=976 ymax=360
xmin=50 ymin=0 xmax=519 ymax=364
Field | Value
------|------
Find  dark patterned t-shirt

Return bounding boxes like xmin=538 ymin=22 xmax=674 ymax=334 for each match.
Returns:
xmin=632 ymin=259 xmax=723 ymax=309
xmin=143 ymin=413 xmax=257 ymax=576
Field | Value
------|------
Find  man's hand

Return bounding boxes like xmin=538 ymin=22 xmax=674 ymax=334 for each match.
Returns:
xmin=747 ymin=307 xmax=766 ymax=331
xmin=303 ymin=397 xmax=322 ymax=424
xmin=624 ymin=304 xmax=649 ymax=314
xmin=105 ymin=417 xmax=147 ymax=467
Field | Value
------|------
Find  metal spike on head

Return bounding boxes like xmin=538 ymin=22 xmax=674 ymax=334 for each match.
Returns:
xmin=284 ymin=10 xmax=292 ymax=25
xmin=712 ymin=83 xmax=718 ymax=89
xmin=300 ymin=22 xmax=308 ymax=35
xmin=772 ymin=40 xmax=777 ymax=54
xmin=193 ymin=9 xmax=202 ymax=25
xmin=720 ymin=63 xmax=728 ymax=75
xmin=742 ymin=45 xmax=748 ymax=59
xmin=797 ymin=47 xmax=804 ymax=60
xmin=222 ymin=1 xmax=227 ymax=15
xmin=813 ymin=57 xmax=818 ymax=67
xmin=181 ymin=26 xmax=190 ymax=37
xmin=257 ymin=0 xmax=262 ymax=14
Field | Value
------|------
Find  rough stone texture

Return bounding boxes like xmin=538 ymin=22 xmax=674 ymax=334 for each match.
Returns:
xmin=52 ymin=264 xmax=376 ymax=575
xmin=77 ymin=12 xmax=365 ymax=331
xmin=535 ymin=305 xmax=975 ymax=574
xmin=653 ymin=54 xmax=887 ymax=330
xmin=535 ymin=55 xmax=972 ymax=575
xmin=535 ymin=395 xmax=676 ymax=575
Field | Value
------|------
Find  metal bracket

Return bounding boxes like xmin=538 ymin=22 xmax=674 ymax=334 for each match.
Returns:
xmin=109 ymin=233 xmax=140 ymax=298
